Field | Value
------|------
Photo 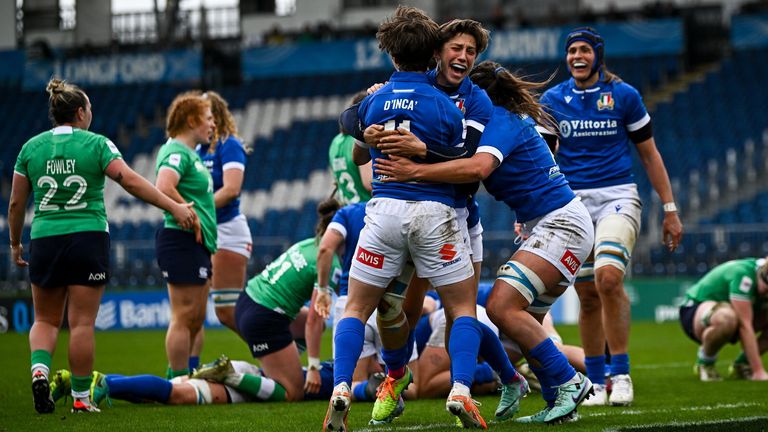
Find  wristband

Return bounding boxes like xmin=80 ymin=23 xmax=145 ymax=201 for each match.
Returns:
xmin=315 ymin=284 xmax=333 ymax=294
xmin=308 ymin=356 xmax=322 ymax=371
xmin=663 ymin=202 xmax=677 ymax=213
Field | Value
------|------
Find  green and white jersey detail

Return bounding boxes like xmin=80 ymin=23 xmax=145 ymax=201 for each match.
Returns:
xmin=245 ymin=238 xmax=341 ymax=320
xmin=328 ymin=133 xmax=371 ymax=205
xmin=685 ymin=258 xmax=763 ymax=304
xmin=14 ymin=126 xmax=121 ymax=239
xmin=155 ymin=138 xmax=217 ymax=254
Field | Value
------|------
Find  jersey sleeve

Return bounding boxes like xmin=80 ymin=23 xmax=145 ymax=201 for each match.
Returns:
xmin=476 ymin=114 xmax=519 ymax=163
xmin=621 ymin=84 xmax=651 ymax=133
xmin=327 ymin=207 xmax=349 ymax=239
xmin=13 ymin=142 xmax=30 ymax=177
xmin=157 ymin=150 xmax=189 ymax=177
xmin=219 ymin=137 xmax=247 ymax=171
xmin=97 ymin=136 xmax=123 ymax=172
xmin=728 ymin=271 xmax=756 ymax=303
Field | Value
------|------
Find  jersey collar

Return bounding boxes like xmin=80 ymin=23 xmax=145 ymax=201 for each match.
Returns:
xmin=52 ymin=126 xmax=74 ymax=135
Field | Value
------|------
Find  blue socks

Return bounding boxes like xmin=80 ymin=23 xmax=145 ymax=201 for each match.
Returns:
xmin=528 ymin=338 xmax=576 ymax=387
xmin=333 ymin=317 xmax=365 ymax=386
xmin=474 ymin=362 xmax=496 ymax=384
xmin=188 ymin=356 xmax=200 ymax=372
xmin=352 ymin=381 xmax=370 ymax=401
xmin=585 ymin=355 xmax=606 ymax=385
xmin=610 ymin=353 xmax=630 ymax=376
xmin=106 ymin=374 xmax=173 ymax=403
xmin=381 ymin=330 xmax=414 ymax=373
xmin=478 ymin=321 xmax=517 ymax=384
xmin=530 ymin=365 xmax=555 ymax=407
xmin=448 ymin=316 xmax=482 ymax=387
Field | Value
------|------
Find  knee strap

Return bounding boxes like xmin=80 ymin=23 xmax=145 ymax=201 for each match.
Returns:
xmin=496 ymin=260 xmax=546 ymax=305
xmin=378 ymin=291 xmax=407 ymax=329
xmin=187 ymin=379 xmax=213 ymax=405
xmin=594 ymin=214 xmax=637 ymax=273
xmin=211 ymin=288 xmax=241 ymax=308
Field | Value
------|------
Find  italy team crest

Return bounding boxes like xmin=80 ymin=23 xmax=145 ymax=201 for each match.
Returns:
xmin=597 ymin=92 xmax=614 ymax=110
xmin=455 ymin=98 xmax=466 ymax=114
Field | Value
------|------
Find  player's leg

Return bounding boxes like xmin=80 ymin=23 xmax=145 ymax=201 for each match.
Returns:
xmin=29 ymin=284 xmax=66 ymax=414
xmin=574 ymin=260 xmax=609 ymax=406
xmin=166 ymin=282 xmax=210 ymax=378
xmin=210 ymin=248 xmax=248 ymax=332
xmin=67 ymin=283 xmax=106 ymax=412
xmin=258 ymin=343 xmax=306 ymax=401
xmin=693 ymin=301 xmax=737 ymax=381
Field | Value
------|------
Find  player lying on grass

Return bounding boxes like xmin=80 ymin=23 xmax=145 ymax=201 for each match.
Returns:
xmin=47 ymin=356 xmax=386 ymax=407
xmin=679 ymin=256 xmax=768 ymax=381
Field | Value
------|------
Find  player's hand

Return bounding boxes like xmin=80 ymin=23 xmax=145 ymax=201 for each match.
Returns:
xmin=364 ymin=124 xmax=399 ymax=149
xmin=11 ymin=244 xmax=28 ymax=267
xmin=192 ymin=214 xmax=203 ymax=244
xmin=366 ymin=82 xmax=385 ymax=95
xmin=374 ymin=155 xmax=419 ymax=182
xmin=171 ymin=201 xmax=196 ymax=230
xmin=378 ymin=128 xmax=427 ymax=158
xmin=304 ymin=369 xmax=322 ymax=394
xmin=314 ymin=289 xmax=332 ymax=320
xmin=750 ymin=369 xmax=768 ymax=381
xmin=662 ymin=211 xmax=683 ymax=251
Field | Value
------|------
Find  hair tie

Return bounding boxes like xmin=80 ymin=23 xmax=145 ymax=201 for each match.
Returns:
xmin=494 ymin=66 xmax=506 ymax=76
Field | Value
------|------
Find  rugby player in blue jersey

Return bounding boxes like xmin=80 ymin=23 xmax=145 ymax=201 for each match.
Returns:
xmin=323 ymin=6 xmax=486 ymax=431
xmin=361 ymin=19 xmax=528 ymax=425
xmin=540 ymin=27 xmax=683 ymax=406
xmin=376 ymin=60 xmax=596 ymax=424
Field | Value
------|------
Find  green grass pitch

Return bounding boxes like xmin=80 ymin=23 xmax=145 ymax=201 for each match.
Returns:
xmin=1 ymin=321 xmax=766 ymax=431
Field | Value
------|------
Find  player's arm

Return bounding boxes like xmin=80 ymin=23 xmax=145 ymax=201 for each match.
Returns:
xmin=635 ymin=136 xmax=682 ymax=251
xmin=8 ymin=172 xmax=31 ymax=267
xmin=214 ymin=168 xmax=243 ymax=208
xmin=106 ymin=159 xmax=196 ymax=230
xmin=358 ymin=161 xmax=373 ymax=193
xmin=730 ymin=298 xmax=768 ymax=380
xmin=352 ymin=140 xmax=371 ymax=166
xmin=315 ymin=228 xmax=345 ymax=319
xmin=375 ymin=152 xmax=499 ymax=184
xmin=372 ymin=126 xmax=470 ymax=162
xmin=339 ymin=103 xmax=365 ymax=142
xmin=305 ymin=289 xmax=326 ymax=394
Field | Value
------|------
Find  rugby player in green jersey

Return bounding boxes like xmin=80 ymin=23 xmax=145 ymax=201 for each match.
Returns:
xmin=679 ymin=257 xmax=768 ymax=381
xmin=154 ymin=92 xmax=217 ymax=380
xmin=9 ymin=78 xmax=196 ymax=414
xmin=328 ymin=91 xmax=372 ymax=205
xmin=234 ymin=198 xmax=343 ymax=401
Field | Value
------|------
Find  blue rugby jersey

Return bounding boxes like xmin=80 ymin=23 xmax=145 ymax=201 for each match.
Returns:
xmin=358 ymin=71 xmax=465 ymax=207
xmin=326 ymin=202 xmax=367 ymax=296
xmin=427 ymin=70 xmax=493 ymax=209
xmin=477 ymin=106 xmax=575 ymax=222
xmin=197 ymin=136 xmax=247 ymax=223
xmin=541 ymin=77 xmax=650 ymax=190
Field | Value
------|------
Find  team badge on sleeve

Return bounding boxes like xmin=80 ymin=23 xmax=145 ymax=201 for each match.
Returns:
xmin=597 ymin=92 xmax=614 ymax=111
xmin=169 ymin=153 xmax=181 ymax=167
xmin=105 ymin=139 xmax=121 ymax=155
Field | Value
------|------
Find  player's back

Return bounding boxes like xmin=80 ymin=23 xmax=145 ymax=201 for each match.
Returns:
xmin=359 ymin=71 xmax=464 ymax=207
xmin=16 ymin=126 xmax=121 ymax=238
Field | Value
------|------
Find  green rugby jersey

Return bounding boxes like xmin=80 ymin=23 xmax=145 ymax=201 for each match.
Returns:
xmin=245 ymin=238 xmax=341 ymax=320
xmin=685 ymin=258 xmax=762 ymax=304
xmin=155 ymin=138 xmax=217 ymax=254
xmin=14 ymin=126 xmax=122 ymax=239
xmin=328 ymin=133 xmax=371 ymax=205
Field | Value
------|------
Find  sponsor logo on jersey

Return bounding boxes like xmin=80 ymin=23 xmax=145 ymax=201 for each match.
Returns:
xmin=356 ymin=246 xmax=384 ymax=269
xmin=739 ymin=276 xmax=753 ymax=293
xmin=564 ymin=95 xmax=573 ymax=104
xmin=439 ymin=244 xmax=457 ymax=261
xmin=615 ymin=204 xmax=622 ymax=212
xmin=548 ymin=165 xmax=562 ymax=179
xmin=597 ymin=92 xmax=614 ymax=111
xmin=88 ymin=272 xmax=106 ymax=281
xmin=558 ymin=119 xmax=619 ymax=138
xmin=560 ymin=250 xmax=581 ymax=275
